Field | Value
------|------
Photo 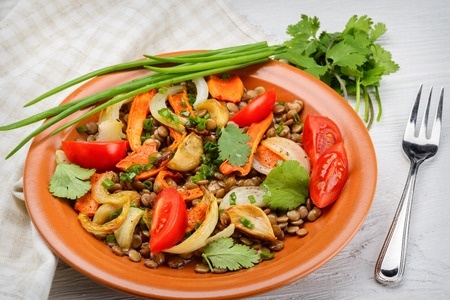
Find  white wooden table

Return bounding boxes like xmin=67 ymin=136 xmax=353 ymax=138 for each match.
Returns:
xmin=3 ymin=0 xmax=450 ymax=298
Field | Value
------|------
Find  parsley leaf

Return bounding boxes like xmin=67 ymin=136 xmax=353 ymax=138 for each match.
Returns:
xmin=218 ymin=124 xmax=251 ymax=166
xmin=202 ymin=237 xmax=260 ymax=271
xmin=49 ymin=159 xmax=95 ymax=200
xmin=277 ymin=14 xmax=399 ymax=129
xmin=261 ymin=160 xmax=309 ymax=210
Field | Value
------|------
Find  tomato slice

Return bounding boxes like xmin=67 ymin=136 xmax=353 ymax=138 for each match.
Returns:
xmin=150 ymin=188 xmax=188 ymax=253
xmin=62 ymin=140 xmax=128 ymax=172
xmin=302 ymin=115 xmax=343 ymax=166
xmin=230 ymin=89 xmax=276 ymax=127
xmin=309 ymin=142 xmax=349 ymax=208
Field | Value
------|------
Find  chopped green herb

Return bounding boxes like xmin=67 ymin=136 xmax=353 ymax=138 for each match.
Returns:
xmin=158 ymin=108 xmax=179 ymax=124
xmin=142 ymin=118 xmax=153 ymax=131
xmin=101 ymin=178 xmax=115 ymax=190
xmin=248 ymin=194 xmax=256 ymax=204
xmin=191 ymin=140 xmax=222 ymax=182
xmin=106 ymin=234 xmax=116 ymax=244
xmin=230 ymin=192 xmax=237 ymax=205
xmin=76 ymin=125 xmax=87 ymax=133
xmin=187 ymin=115 xmax=208 ymax=131
xmin=275 ymin=122 xmax=284 ymax=135
xmin=142 ymin=180 xmax=153 ymax=190
xmin=240 ymin=217 xmax=254 ymax=229
xmin=202 ymin=237 xmax=260 ymax=271
xmin=259 ymin=250 xmax=274 ymax=261
xmin=120 ymin=156 xmax=157 ymax=182
xmin=158 ymin=87 xmax=167 ymax=94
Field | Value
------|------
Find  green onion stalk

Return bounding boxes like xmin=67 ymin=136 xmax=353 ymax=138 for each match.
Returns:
xmin=0 ymin=42 xmax=286 ymax=158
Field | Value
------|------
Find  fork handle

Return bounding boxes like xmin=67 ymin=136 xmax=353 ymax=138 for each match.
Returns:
xmin=374 ymin=161 xmax=420 ymax=286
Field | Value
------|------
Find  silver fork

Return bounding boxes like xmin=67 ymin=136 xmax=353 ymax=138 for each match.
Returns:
xmin=374 ymin=85 xmax=444 ymax=286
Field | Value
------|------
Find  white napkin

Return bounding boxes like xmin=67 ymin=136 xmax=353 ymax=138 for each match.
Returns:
xmin=0 ymin=0 xmax=269 ymax=299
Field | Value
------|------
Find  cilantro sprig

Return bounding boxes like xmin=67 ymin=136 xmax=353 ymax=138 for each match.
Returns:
xmin=49 ymin=156 xmax=95 ymax=200
xmin=261 ymin=160 xmax=310 ymax=210
xmin=217 ymin=124 xmax=251 ymax=166
xmin=277 ymin=14 xmax=399 ymax=128
xmin=202 ymin=237 xmax=261 ymax=271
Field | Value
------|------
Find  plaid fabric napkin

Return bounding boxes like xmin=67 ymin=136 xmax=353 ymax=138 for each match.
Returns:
xmin=0 ymin=1 xmax=269 ymax=298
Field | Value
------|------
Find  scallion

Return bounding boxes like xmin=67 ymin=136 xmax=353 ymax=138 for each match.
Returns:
xmin=0 ymin=42 xmax=285 ymax=158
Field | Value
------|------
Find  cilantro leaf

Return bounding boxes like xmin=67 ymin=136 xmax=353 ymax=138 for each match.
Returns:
xmin=202 ymin=237 xmax=260 ymax=271
xmin=49 ymin=161 xmax=95 ymax=200
xmin=261 ymin=160 xmax=309 ymax=210
xmin=218 ymin=124 xmax=251 ymax=166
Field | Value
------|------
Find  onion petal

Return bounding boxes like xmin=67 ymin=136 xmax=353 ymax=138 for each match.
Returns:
xmin=78 ymin=198 xmax=131 ymax=236
xmin=204 ymin=223 xmax=235 ymax=245
xmin=192 ymin=77 xmax=208 ymax=107
xmin=226 ymin=204 xmax=276 ymax=242
xmin=252 ymin=137 xmax=311 ymax=175
xmin=114 ymin=207 xmax=144 ymax=251
xmin=149 ymin=86 xmax=186 ymax=133
xmin=219 ymin=186 xmax=265 ymax=210
xmin=91 ymin=171 xmax=141 ymax=205
xmin=164 ymin=190 xmax=218 ymax=254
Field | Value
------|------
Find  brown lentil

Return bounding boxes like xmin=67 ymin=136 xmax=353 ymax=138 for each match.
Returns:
xmin=296 ymin=228 xmax=309 ymax=237
xmin=128 ymin=249 xmax=142 ymax=262
xmin=111 ymin=245 xmax=124 ymax=256
xmin=85 ymin=121 xmax=98 ymax=135
xmin=144 ymin=259 xmax=159 ymax=269
xmin=307 ymin=206 xmax=322 ymax=222
xmin=130 ymin=234 xmax=142 ymax=249
xmin=194 ymin=263 xmax=211 ymax=274
xmin=269 ymin=240 xmax=284 ymax=252
xmin=167 ymin=256 xmax=186 ymax=269
xmin=151 ymin=252 xmax=166 ymax=265
xmin=286 ymin=225 xmax=300 ymax=235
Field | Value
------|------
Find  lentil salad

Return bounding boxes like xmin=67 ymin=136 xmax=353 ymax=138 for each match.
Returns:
xmin=52 ymin=74 xmax=348 ymax=273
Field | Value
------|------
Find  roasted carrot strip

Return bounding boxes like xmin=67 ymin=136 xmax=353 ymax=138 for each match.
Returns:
xmin=74 ymin=173 xmax=102 ymax=217
xmin=116 ymin=139 xmax=159 ymax=170
xmin=207 ymin=74 xmax=244 ymax=103
xmin=154 ymin=170 xmax=183 ymax=189
xmin=186 ymin=199 xmax=209 ymax=232
xmin=178 ymin=188 xmax=204 ymax=202
xmin=255 ymin=144 xmax=284 ymax=168
xmin=126 ymin=90 xmax=156 ymax=151
xmin=220 ymin=113 xmax=273 ymax=176
xmin=154 ymin=169 xmax=203 ymax=201
xmin=168 ymin=88 xmax=195 ymax=117
xmin=133 ymin=129 xmax=187 ymax=180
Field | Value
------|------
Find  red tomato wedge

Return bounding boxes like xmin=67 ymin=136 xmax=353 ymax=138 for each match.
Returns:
xmin=62 ymin=140 xmax=128 ymax=172
xmin=230 ymin=89 xmax=276 ymax=127
xmin=150 ymin=188 xmax=188 ymax=253
xmin=309 ymin=142 xmax=349 ymax=208
xmin=302 ymin=115 xmax=343 ymax=166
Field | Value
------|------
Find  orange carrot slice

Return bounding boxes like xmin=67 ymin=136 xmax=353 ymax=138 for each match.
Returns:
xmin=126 ymin=90 xmax=156 ymax=151
xmin=207 ymin=74 xmax=244 ymax=103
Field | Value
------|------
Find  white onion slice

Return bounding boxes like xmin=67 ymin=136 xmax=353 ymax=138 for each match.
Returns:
xmin=192 ymin=77 xmax=208 ymax=108
xmin=164 ymin=191 xmax=218 ymax=254
xmin=251 ymin=155 xmax=273 ymax=175
xmin=261 ymin=137 xmax=311 ymax=173
xmin=149 ymin=86 xmax=186 ymax=133
xmin=219 ymin=186 xmax=266 ymax=210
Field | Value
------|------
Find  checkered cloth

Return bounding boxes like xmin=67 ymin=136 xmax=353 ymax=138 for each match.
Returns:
xmin=0 ymin=1 xmax=269 ymax=298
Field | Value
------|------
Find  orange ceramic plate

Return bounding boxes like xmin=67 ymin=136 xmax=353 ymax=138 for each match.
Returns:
xmin=24 ymin=59 xmax=377 ymax=299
